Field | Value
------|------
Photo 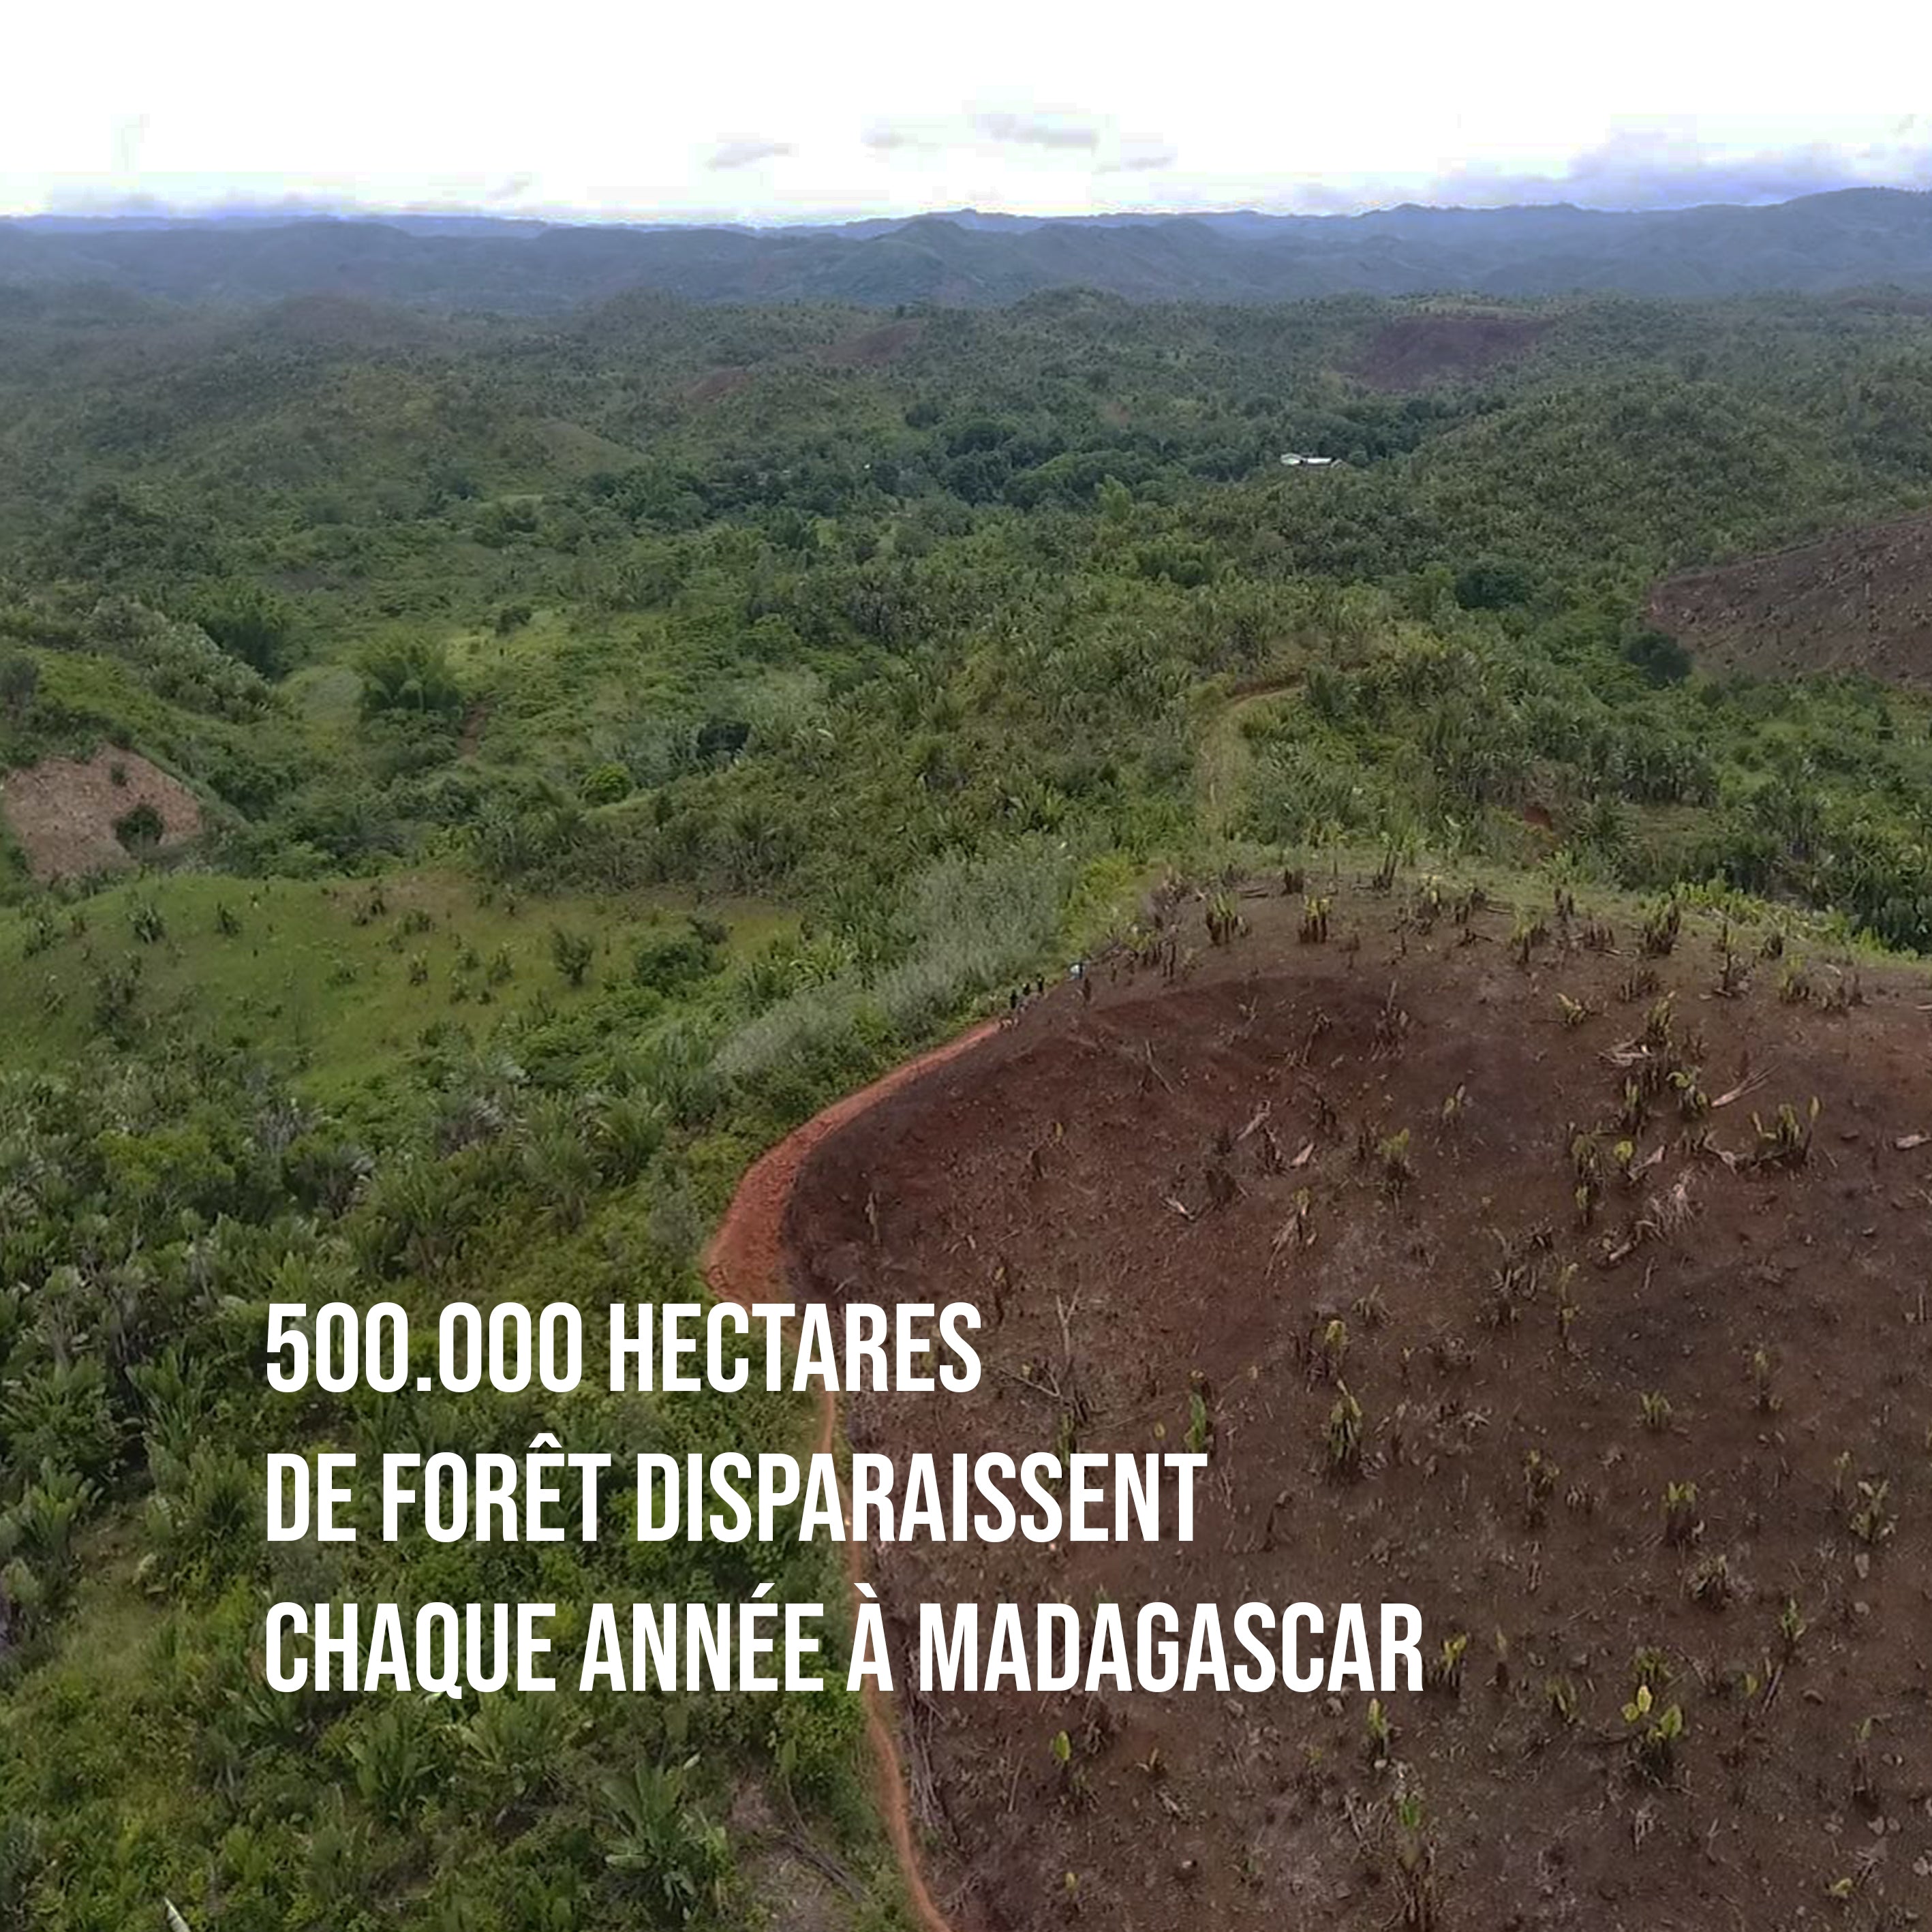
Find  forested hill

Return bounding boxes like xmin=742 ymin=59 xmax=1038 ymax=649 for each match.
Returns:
xmin=11 ymin=241 xmax=1932 ymax=1928
xmin=5 ymin=187 xmax=1932 ymax=310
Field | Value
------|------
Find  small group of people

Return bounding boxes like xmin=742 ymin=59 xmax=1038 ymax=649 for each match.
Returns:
xmin=1001 ymin=960 xmax=1090 ymax=1026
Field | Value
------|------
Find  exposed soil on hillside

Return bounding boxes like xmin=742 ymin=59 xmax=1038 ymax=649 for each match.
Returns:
xmin=1349 ymin=313 xmax=1550 ymax=389
xmin=457 ymin=699 xmax=492 ymax=758
xmin=686 ymin=319 xmax=924 ymax=405
xmin=0 ymin=746 xmax=200 ymax=881
xmin=814 ymin=320 xmax=925 ymax=369
xmin=1648 ymin=512 xmax=1932 ymax=688
xmin=686 ymin=365 xmax=754 ymax=405
xmin=782 ymin=879 xmax=1932 ymax=1932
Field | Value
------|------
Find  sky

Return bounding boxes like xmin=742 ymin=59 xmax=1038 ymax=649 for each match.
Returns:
xmin=3 ymin=2 xmax=1929 ymax=225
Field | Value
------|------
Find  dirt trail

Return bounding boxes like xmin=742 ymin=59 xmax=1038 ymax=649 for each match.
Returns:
xmin=703 ymin=1021 xmax=1000 ymax=1932
xmin=1196 ymin=676 xmax=1297 ymax=841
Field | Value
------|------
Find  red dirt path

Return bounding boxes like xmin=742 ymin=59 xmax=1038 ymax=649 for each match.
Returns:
xmin=703 ymin=1019 xmax=999 ymax=1932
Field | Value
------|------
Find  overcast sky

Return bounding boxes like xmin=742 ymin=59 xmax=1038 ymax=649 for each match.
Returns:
xmin=3 ymin=2 xmax=1928 ymax=224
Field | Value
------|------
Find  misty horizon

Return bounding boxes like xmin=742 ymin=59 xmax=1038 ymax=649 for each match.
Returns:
xmin=10 ymin=179 xmax=1932 ymax=239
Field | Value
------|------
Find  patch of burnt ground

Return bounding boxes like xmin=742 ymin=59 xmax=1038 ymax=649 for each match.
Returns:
xmin=1649 ymin=511 xmax=1932 ymax=691
xmin=1348 ymin=312 xmax=1550 ymax=390
xmin=785 ymin=876 xmax=1932 ymax=1932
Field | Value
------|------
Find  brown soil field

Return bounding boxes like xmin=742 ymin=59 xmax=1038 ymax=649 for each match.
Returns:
xmin=814 ymin=320 xmax=926 ymax=369
xmin=1649 ymin=512 xmax=1932 ymax=689
xmin=685 ymin=365 xmax=754 ymax=406
xmin=0 ymin=746 xmax=200 ymax=881
xmin=1349 ymin=313 xmax=1550 ymax=390
xmin=781 ymin=879 xmax=1932 ymax=1932
xmin=687 ymin=319 xmax=924 ymax=408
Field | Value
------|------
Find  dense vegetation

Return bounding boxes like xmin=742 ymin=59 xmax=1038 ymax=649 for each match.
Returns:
xmin=3 ymin=275 xmax=1932 ymax=1929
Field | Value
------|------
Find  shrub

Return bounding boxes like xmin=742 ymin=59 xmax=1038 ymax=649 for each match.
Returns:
xmin=142 ymin=1444 xmax=256 ymax=1591
xmin=0 ymin=1360 xmax=119 ymax=1483
xmin=113 ymin=801 xmax=165 ymax=852
xmin=191 ymin=581 xmax=297 ymax=677
xmin=550 ymin=927 xmax=596 ymax=987
xmin=602 ymin=1757 xmax=733 ymax=1925
xmin=347 ymin=1701 xmax=446 ymax=1825
xmin=1623 ymin=627 xmax=1693 ymax=685
xmin=632 ymin=924 xmax=718 ymax=994
xmin=581 ymin=761 xmax=632 ymax=806
xmin=357 ymin=637 xmax=464 ymax=722
xmin=0 ymin=651 xmax=37 ymax=722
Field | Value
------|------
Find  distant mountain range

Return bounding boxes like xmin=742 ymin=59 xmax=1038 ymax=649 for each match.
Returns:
xmin=4 ymin=189 xmax=1932 ymax=311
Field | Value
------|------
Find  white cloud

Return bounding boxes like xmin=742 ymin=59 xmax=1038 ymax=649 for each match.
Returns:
xmin=0 ymin=0 xmax=1925 ymax=222
xmin=972 ymin=112 xmax=1103 ymax=152
xmin=707 ymin=136 xmax=795 ymax=172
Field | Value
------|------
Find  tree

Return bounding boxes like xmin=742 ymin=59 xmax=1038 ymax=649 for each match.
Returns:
xmin=113 ymin=801 xmax=165 ymax=853
xmin=549 ymin=927 xmax=595 ymax=987
xmin=0 ymin=652 xmax=36 ymax=722
xmin=1453 ymin=558 xmax=1537 ymax=611
xmin=1623 ymin=628 xmax=1693 ymax=686
xmin=192 ymin=581 xmax=297 ymax=676
xmin=357 ymin=637 xmax=464 ymax=722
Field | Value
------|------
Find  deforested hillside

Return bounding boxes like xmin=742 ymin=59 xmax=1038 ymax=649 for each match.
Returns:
xmin=787 ymin=876 xmax=1932 ymax=1932
xmin=1650 ymin=510 xmax=1932 ymax=687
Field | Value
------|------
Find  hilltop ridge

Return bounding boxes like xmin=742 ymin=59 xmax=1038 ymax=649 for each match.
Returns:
xmin=5 ymin=188 xmax=1931 ymax=311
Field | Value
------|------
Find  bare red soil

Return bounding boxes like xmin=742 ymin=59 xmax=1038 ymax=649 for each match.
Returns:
xmin=0 ymin=746 xmax=200 ymax=881
xmin=704 ymin=1019 xmax=999 ymax=1932
xmin=1649 ymin=512 xmax=1932 ymax=689
xmin=778 ymin=881 xmax=1932 ymax=1932
xmin=1349 ymin=313 xmax=1550 ymax=390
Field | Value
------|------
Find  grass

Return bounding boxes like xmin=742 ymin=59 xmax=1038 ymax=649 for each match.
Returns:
xmin=1193 ymin=673 xmax=1300 ymax=845
xmin=279 ymin=659 xmax=362 ymax=748
xmin=0 ymin=1553 xmax=214 ymax=1916
xmin=442 ymin=606 xmax=579 ymax=679
xmin=0 ymin=865 xmax=793 ymax=1100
